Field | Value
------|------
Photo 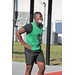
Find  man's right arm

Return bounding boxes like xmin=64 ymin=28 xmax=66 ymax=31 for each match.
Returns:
xmin=15 ymin=28 xmax=26 ymax=46
xmin=15 ymin=27 xmax=33 ymax=49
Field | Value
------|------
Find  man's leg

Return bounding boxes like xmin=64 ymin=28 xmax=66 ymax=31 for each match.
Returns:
xmin=37 ymin=62 xmax=45 ymax=75
xmin=35 ymin=50 xmax=45 ymax=75
xmin=25 ymin=63 xmax=34 ymax=75
xmin=24 ymin=48 xmax=34 ymax=75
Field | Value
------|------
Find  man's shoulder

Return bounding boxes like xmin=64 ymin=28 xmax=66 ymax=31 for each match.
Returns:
xmin=23 ymin=23 xmax=32 ymax=28
xmin=25 ymin=23 xmax=32 ymax=26
xmin=22 ymin=23 xmax=33 ymax=33
xmin=22 ymin=23 xmax=32 ymax=30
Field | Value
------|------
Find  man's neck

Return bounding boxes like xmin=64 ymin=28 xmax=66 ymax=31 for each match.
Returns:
xmin=34 ymin=21 xmax=39 ymax=26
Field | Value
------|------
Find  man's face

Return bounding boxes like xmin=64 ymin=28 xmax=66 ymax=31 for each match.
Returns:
xmin=35 ymin=14 xmax=43 ymax=22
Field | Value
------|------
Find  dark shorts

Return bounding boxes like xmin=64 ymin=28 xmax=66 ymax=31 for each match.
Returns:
xmin=24 ymin=47 xmax=45 ymax=65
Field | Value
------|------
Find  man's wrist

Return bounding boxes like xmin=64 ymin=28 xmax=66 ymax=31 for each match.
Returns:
xmin=24 ymin=43 xmax=27 ymax=46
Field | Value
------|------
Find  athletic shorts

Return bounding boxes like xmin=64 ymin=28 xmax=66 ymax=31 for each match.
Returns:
xmin=24 ymin=47 xmax=45 ymax=65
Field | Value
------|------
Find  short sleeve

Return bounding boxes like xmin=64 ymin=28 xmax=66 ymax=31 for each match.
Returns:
xmin=22 ymin=24 xmax=33 ymax=34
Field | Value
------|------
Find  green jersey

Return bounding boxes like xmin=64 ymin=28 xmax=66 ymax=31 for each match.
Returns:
xmin=26 ymin=22 xmax=43 ymax=51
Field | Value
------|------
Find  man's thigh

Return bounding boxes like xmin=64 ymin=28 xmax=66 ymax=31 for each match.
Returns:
xmin=25 ymin=48 xmax=35 ymax=65
xmin=36 ymin=51 xmax=45 ymax=64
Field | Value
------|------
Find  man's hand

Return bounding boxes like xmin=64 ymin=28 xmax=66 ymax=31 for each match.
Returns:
xmin=24 ymin=43 xmax=33 ymax=50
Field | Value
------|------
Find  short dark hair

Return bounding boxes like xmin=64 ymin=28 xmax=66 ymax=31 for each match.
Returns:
xmin=33 ymin=12 xmax=42 ymax=19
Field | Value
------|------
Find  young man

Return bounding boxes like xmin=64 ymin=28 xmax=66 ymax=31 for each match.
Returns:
xmin=16 ymin=12 xmax=45 ymax=75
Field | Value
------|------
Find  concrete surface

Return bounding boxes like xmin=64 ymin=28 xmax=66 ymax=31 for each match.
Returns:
xmin=12 ymin=61 xmax=62 ymax=75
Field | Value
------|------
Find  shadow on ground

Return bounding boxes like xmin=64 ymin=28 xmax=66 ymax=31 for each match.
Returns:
xmin=13 ymin=51 xmax=25 ymax=54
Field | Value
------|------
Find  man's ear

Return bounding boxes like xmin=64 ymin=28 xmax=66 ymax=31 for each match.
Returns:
xmin=35 ymin=16 xmax=37 ymax=19
xmin=35 ymin=17 xmax=38 ymax=21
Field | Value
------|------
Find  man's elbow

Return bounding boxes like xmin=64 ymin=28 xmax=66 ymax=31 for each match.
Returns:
xmin=15 ymin=31 xmax=19 ymax=36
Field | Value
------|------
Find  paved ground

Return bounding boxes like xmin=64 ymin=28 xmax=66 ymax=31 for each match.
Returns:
xmin=12 ymin=61 xmax=62 ymax=75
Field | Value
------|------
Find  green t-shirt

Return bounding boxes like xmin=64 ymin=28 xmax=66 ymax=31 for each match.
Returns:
xmin=26 ymin=22 xmax=43 ymax=51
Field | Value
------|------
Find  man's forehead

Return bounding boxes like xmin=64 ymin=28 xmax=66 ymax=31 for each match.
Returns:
xmin=37 ymin=14 xmax=42 ymax=17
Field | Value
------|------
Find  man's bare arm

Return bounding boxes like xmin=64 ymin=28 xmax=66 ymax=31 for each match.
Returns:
xmin=15 ymin=28 xmax=26 ymax=46
xmin=15 ymin=28 xmax=33 ymax=49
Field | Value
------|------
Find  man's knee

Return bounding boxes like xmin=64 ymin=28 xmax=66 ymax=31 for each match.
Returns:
xmin=39 ymin=65 xmax=45 ymax=71
xmin=26 ymin=65 xmax=32 ymax=72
